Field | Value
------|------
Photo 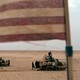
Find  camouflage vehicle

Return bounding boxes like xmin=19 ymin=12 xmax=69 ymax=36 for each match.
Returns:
xmin=0 ymin=57 xmax=10 ymax=67
xmin=32 ymin=56 xmax=67 ymax=71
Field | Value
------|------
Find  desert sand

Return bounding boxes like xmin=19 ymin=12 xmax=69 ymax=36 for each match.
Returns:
xmin=0 ymin=51 xmax=80 ymax=80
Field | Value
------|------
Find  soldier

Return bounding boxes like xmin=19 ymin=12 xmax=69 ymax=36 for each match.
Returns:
xmin=39 ymin=51 xmax=55 ymax=67
xmin=47 ymin=51 xmax=55 ymax=62
xmin=41 ymin=51 xmax=54 ymax=62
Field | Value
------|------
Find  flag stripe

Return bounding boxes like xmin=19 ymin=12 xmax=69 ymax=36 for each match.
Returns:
xmin=0 ymin=33 xmax=66 ymax=42
xmin=0 ymin=17 xmax=64 ymax=27
xmin=0 ymin=8 xmax=64 ymax=19
xmin=0 ymin=24 xmax=65 ymax=35
xmin=0 ymin=0 xmax=64 ymax=12
xmin=0 ymin=0 xmax=64 ymax=5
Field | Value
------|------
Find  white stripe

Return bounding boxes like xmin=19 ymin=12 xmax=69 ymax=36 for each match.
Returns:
xmin=0 ymin=24 xmax=65 ymax=35
xmin=0 ymin=8 xmax=64 ymax=19
xmin=0 ymin=0 xmax=26 ymax=6
xmin=0 ymin=0 xmax=53 ymax=6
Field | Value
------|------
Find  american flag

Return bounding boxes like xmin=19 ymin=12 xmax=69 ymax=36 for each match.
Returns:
xmin=0 ymin=0 xmax=66 ymax=42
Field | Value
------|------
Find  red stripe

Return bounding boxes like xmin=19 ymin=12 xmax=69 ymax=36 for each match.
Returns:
xmin=0 ymin=33 xmax=66 ymax=42
xmin=0 ymin=0 xmax=64 ymax=12
xmin=0 ymin=16 xmax=64 ymax=27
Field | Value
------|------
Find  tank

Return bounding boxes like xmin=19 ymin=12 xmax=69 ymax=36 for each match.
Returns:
xmin=0 ymin=57 xmax=10 ymax=67
xmin=32 ymin=58 xmax=67 ymax=71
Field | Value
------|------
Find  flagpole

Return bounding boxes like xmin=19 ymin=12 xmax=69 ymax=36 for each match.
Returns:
xmin=64 ymin=0 xmax=73 ymax=80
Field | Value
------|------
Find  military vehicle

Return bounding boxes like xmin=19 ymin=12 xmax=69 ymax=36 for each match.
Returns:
xmin=0 ymin=57 xmax=10 ymax=67
xmin=32 ymin=58 xmax=67 ymax=71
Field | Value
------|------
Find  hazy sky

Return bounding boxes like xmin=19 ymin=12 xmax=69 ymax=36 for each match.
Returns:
xmin=0 ymin=0 xmax=79 ymax=50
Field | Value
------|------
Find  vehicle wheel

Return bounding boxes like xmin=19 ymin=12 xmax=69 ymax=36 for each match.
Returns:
xmin=46 ymin=66 xmax=49 ymax=71
xmin=32 ymin=62 xmax=35 ymax=70
xmin=8 ymin=60 xmax=10 ymax=66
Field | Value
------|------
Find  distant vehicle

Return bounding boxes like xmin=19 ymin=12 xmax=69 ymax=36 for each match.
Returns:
xmin=32 ymin=58 xmax=67 ymax=71
xmin=0 ymin=57 xmax=10 ymax=67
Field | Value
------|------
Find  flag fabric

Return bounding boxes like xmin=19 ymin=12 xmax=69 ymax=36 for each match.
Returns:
xmin=0 ymin=0 xmax=66 ymax=42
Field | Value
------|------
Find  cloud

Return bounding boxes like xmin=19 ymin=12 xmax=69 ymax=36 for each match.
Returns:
xmin=69 ymin=0 xmax=76 ymax=7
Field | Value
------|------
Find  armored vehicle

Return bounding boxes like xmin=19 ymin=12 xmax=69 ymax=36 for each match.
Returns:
xmin=32 ymin=58 xmax=67 ymax=71
xmin=0 ymin=57 xmax=10 ymax=67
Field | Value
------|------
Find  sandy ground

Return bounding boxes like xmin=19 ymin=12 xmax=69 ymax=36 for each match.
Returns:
xmin=0 ymin=51 xmax=80 ymax=80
